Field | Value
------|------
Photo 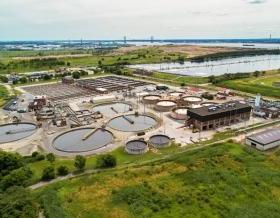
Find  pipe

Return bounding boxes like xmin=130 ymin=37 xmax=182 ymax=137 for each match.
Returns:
xmin=122 ymin=115 xmax=134 ymax=124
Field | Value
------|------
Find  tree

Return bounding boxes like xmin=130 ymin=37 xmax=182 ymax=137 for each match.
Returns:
xmin=43 ymin=74 xmax=52 ymax=80
xmin=57 ymin=165 xmax=69 ymax=176
xmin=12 ymin=80 xmax=18 ymax=85
xmin=177 ymin=56 xmax=185 ymax=64
xmin=0 ymin=186 xmax=39 ymax=218
xmin=46 ymin=153 xmax=55 ymax=163
xmin=74 ymin=155 xmax=86 ymax=171
xmin=0 ymin=167 xmax=33 ymax=190
xmin=41 ymin=166 xmax=55 ymax=181
xmin=31 ymin=151 xmax=39 ymax=157
xmin=0 ymin=76 xmax=8 ymax=83
xmin=0 ymin=151 xmax=23 ymax=177
xmin=20 ymin=76 xmax=28 ymax=84
xmin=208 ymin=75 xmax=216 ymax=83
xmin=96 ymin=154 xmax=117 ymax=168
xmin=31 ymin=152 xmax=45 ymax=161
xmin=72 ymin=72 xmax=81 ymax=79
xmin=253 ymin=71 xmax=260 ymax=77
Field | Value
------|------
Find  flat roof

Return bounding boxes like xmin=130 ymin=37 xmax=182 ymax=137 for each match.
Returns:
xmin=247 ymin=128 xmax=280 ymax=145
xmin=187 ymin=101 xmax=251 ymax=122
xmin=188 ymin=101 xmax=251 ymax=116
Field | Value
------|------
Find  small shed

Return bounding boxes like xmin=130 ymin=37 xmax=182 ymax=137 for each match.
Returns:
xmin=246 ymin=128 xmax=280 ymax=151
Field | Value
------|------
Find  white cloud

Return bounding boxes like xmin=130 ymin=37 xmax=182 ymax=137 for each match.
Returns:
xmin=0 ymin=0 xmax=279 ymax=40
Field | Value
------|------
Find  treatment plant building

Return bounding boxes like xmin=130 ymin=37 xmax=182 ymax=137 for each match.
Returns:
xmin=246 ymin=128 xmax=280 ymax=151
xmin=186 ymin=101 xmax=252 ymax=131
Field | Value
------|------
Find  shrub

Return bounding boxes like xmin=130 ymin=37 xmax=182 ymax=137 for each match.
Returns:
xmin=20 ymin=76 xmax=28 ymax=83
xmin=31 ymin=151 xmax=45 ymax=161
xmin=0 ymin=151 xmax=23 ymax=177
xmin=41 ymin=166 xmax=55 ymax=181
xmin=74 ymin=155 xmax=86 ymax=171
xmin=35 ymin=154 xmax=45 ymax=161
xmin=40 ymin=189 xmax=66 ymax=218
xmin=46 ymin=153 xmax=55 ymax=163
xmin=57 ymin=166 xmax=69 ymax=176
xmin=112 ymin=183 xmax=171 ymax=215
xmin=31 ymin=151 xmax=39 ymax=157
xmin=96 ymin=154 xmax=117 ymax=168
xmin=72 ymin=72 xmax=81 ymax=79
xmin=0 ymin=167 xmax=33 ymax=190
xmin=0 ymin=186 xmax=39 ymax=218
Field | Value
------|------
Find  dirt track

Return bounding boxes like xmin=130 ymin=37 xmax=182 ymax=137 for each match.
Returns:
xmin=115 ymin=44 xmax=242 ymax=58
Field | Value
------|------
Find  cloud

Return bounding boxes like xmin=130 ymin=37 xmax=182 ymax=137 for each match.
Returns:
xmin=245 ymin=0 xmax=267 ymax=4
xmin=0 ymin=0 xmax=279 ymax=40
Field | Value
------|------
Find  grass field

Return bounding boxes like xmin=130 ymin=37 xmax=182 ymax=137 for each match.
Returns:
xmin=28 ymin=145 xmax=181 ymax=184
xmin=217 ymin=73 xmax=280 ymax=99
xmin=36 ymin=142 xmax=280 ymax=218
xmin=0 ymin=85 xmax=10 ymax=107
xmin=0 ymin=47 xmax=187 ymax=74
xmin=149 ymin=72 xmax=209 ymax=85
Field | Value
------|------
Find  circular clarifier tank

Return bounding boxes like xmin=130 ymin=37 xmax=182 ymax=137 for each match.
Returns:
xmin=107 ymin=114 xmax=158 ymax=132
xmin=53 ymin=128 xmax=113 ymax=153
xmin=0 ymin=123 xmax=37 ymax=144
xmin=155 ymin=100 xmax=177 ymax=112
xmin=142 ymin=95 xmax=161 ymax=105
xmin=92 ymin=102 xmax=132 ymax=116
xmin=149 ymin=134 xmax=171 ymax=148
xmin=125 ymin=139 xmax=148 ymax=154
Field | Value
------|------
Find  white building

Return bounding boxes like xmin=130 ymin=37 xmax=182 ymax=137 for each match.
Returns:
xmin=246 ymin=128 xmax=280 ymax=151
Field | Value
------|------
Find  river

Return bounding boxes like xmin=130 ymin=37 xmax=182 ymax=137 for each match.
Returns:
xmin=130 ymin=54 xmax=280 ymax=77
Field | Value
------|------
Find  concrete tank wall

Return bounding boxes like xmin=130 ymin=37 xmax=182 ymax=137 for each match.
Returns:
xmin=170 ymin=107 xmax=188 ymax=120
xmin=182 ymin=96 xmax=203 ymax=106
xmin=155 ymin=100 xmax=177 ymax=112
xmin=142 ymin=95 xmax=161 ymax=105
xmin=125 ymin=140 xmax=149 ymax=154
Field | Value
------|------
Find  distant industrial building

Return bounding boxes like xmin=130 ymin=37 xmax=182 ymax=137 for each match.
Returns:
xmin=246 ymin=129 xmax=280 ymax=151
xmin=186 ymin=101 xmax=252 ymax=131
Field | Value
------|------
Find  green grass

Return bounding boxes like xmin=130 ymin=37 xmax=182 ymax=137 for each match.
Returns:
xmin=12 ymin=72 xmax=111 ymax=87
xmin=0 ymin=47 xmax=187 ymax=74
xmin=217 ymin=73 xmax=280 ymax=99
xmin=0 ymin=85 xmax=10 ymax=107
xmin=28 ymin=145 xmax=180 ymax=183
xmin=0 ymin=50 xmax=90 ymax=59
xmin=152 ymin=72 xmax=208 ymax=84
xmin=36 ymin=142 xmax=280 ymax=218
xmin=132 ymin=71 xmax=208 ymax=87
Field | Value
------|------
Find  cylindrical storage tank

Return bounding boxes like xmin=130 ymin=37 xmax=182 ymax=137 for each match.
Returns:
xmin=142 ymin=95 xmax=161 ymax=105
xmin=155 ymin=100 xmax=177 ymax=112
xmin=189 ymin=104 xmax=202 ymax=109
xmin=149 ymin=134 xmax=171 ymax=148
xmin=169 ymin=91 xmax=185 ymax=99
xmin=183 ymin=96 xmax=203 ymax=106
xmin=200 ymin=102 xmax=218 ymax=107
xmin=125 ymin=139 xmax=148 ymax=155
xmin=170 ymin=107 xmax=188 ymax=120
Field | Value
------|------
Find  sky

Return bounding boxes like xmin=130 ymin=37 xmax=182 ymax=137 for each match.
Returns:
xmin=0 ymin=0 xmax=280 ymax=40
